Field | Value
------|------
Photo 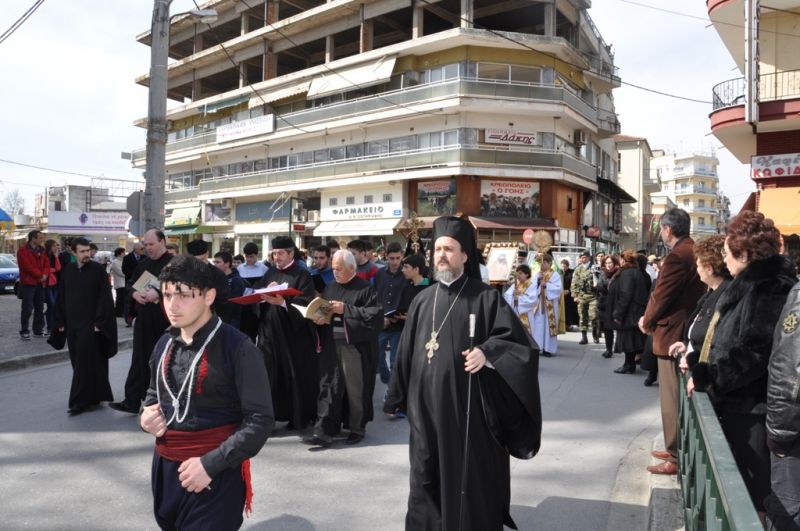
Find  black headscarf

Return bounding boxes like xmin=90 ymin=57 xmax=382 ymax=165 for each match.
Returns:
xmin=431 ymin=216 xmax=482 ymax=280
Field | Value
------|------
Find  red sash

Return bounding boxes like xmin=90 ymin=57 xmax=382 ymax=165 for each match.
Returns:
xmin=155 ymin=423 xmax=253 ymax=516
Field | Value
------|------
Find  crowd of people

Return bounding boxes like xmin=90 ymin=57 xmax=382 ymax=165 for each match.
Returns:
xmin=14 ymin=206 xmax=800 ymax=529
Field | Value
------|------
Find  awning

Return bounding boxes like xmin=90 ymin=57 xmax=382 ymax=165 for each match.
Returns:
xmin=468 ymin=217 xmax=557 ymax=231
xmin=234 ymin=221 xmax=291 ymax=235
xmin=740 ymin=191 xmax=757 ymax=214
xmin=164 ymin=226 xmax=199 ymax=236
xmin=249 ymin=82 xmax=311 ymax=108
xmin=306 ymin=56 xmax=396 ymax=99
xmin=166 ymin=206 xmax=200 ymax=227
xmin=597 ymin=177 xmax=637 ymax=204
xmin=759 ymin=187 xmax=800 ymax=235
xmin=203 ymin=94 xmax=250 ymax=114
xmin=314 ymin=218 xmax=400 ymax=237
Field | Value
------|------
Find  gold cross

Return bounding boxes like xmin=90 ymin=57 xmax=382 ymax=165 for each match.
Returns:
xmin=425 ymin=331 xmax=439 ymax=364
xmin=404 ymin=211 xmax=424 ymax=244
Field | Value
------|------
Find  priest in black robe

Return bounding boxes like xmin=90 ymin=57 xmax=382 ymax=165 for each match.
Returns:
xmin=55 ymin=237 xmax=118 ymax=415
xmin=110 ymin=229 xmax=173 ymax=414
xmin=303 ymin=249 xmax=382 ymax=447
xmin=254 ymin=236 xmax=319 ymax=430
xmin=385 ymin=216 xmax=542 ymax=531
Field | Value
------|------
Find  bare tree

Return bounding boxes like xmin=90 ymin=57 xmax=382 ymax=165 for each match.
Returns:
xmin=1 ymin=189 xmax=25 ymax=215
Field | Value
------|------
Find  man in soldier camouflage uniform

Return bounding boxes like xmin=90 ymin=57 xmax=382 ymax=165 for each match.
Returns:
xmin=570 ymin=250 xmax=598 ymax=345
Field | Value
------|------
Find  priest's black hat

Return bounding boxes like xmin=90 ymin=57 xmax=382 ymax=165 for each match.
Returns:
xmin=186 ymin=239 xmax=209 ymax=256
xmin=432 ymin=216 xmax=481 ymax=280
xmin=271 ymin=236 xmax=295 ymax=250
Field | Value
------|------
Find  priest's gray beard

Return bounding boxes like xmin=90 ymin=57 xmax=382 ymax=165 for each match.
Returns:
xmin=434 ymin=265 xmax=463 ymax=284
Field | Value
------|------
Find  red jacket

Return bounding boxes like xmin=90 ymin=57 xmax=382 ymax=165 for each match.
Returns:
xmin=17 ymin=243 xmax=50 ymax=286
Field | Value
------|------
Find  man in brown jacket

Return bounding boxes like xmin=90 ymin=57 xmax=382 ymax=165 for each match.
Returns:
xmin=638 ymin=208 xmax=705 ymax=474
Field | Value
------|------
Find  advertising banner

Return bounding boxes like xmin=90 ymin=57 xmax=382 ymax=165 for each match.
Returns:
xmin=751 ymin=153 xmax=800 ymax=179
xmin=417 ymin=179 xmax=456 ymax=216
xmin=480 ymin=180 xmax=540 ymax=218
xmin=48 ymin=211 xmax=131 ymax=234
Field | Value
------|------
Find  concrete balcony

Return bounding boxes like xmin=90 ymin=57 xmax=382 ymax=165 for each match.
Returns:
xmin=596 ymin=108 xmax=621 ymax=138
xmin=164 ymin=145 xmax=596 ymax=201
xmin=675 ymin=186 xmax=717 ymax=196
xmin=132 ymin=79 xmax=601 ymax=165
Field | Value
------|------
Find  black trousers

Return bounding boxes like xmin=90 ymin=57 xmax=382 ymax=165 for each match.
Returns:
xmin=718 ymin=410 xmax=771 ymax=512
xmin=151 ymin=452 xmax=245 ymax=531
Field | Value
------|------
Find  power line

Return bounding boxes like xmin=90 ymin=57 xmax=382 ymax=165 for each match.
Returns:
xmin=0 ymin=0 xmax=45 ymax=45
xmin=0 ymin=158 xmax=142 ymax=182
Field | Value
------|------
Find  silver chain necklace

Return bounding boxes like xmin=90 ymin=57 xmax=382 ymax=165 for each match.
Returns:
xmin=425 ymin=277 xmax=468 ymax=364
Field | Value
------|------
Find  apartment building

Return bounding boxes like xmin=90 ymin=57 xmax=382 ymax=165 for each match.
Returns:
xmin=132 ymin=0 xmax=625 ymax=255
xmin=651 ymin=151 xmax=722 ymax=240
xmin=707 ymin=0 xmax=800 ymax=250
xmin=614 ymin=135 xmax=659 ymax=252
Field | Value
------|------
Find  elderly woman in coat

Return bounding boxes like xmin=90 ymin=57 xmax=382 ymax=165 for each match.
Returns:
xmin=606 ymin=250 xmax=651 ymax=374
xmin=689 ymin=211 xmax=796 ymax=519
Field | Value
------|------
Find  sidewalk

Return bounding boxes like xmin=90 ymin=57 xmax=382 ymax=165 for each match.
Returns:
xmin=0 ymin=294 xmax=134 ymax=372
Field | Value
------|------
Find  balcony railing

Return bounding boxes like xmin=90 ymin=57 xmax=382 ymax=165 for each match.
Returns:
xmin=678 ymin=371 xmax=761 ymax=529
xmin=163 ymin=145 xmax=595 ymax=199
xmin=712 ymin=68 xmax=800 ymax=111
xmin=675 ymin=186 xmax=717 ymax=195
xmin=133 ymin=79 xmax=604 ymax=164
xmin=597 ymin=108 xmax=621 ymax=135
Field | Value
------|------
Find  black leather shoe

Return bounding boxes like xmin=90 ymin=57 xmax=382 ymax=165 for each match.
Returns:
xmin=302 ymin=435 xmax=332 ymax=448
xmin=613 ymin=364 xmax=636 ymax=374
xmin=68 ymin=406 xmax=87 ymax=416
xmin=345 ymin=432 xmax=364 ymax=445
xmin=601 ymin=351 xmax=613 ymax=358
xmin=108 ymin=401 xmax=139 ymax=414
xmin=643 ymin=376 xmax=657 ymax=387
xmin=578 ymin=333 xmax=588 ymax=345
xmin=541 ymin=351 xmax=553 ymax=358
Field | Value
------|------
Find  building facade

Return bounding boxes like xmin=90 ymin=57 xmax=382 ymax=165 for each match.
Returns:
xmin=651 ymin=151 xmax=722 ymax=241
xmin=132 ymin=0 xmax=625 ymax=256
xmin=615 ymin=135 xmax=659 ymax=252
xmin=707 ymin=0 xmax=800 ymax=254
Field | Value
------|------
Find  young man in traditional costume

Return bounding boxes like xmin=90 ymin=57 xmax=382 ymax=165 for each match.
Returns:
xmin=140 ymin=255 xmax=274 ymax=530
xmin=385 ymin=216 xmax=542 ymax=531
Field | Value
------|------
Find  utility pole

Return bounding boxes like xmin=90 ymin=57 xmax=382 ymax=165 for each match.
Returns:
xmin=143 ymin=0 xmax=172 ymax=232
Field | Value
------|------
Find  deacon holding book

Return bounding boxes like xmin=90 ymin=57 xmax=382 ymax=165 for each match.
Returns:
xmin=254 ymin=236 xmax=318 ymax=430
xmin=303 ymin=249 xmax=383 ymax=448
xmin=385 ymin=216 xmax=542 ymax=531
xmin=110 ymin=229 xmax=173 ymax=414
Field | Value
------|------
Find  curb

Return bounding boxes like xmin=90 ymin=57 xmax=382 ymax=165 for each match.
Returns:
xmin=0 ymin=338 xmax=134 ymax=373
xmin=646 ymin=434 xmax=685 ymax=531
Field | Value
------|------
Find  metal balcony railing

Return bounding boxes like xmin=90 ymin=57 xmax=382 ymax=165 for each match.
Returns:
xmin=132 ymin=79 xmax=603 ymax=164
xmin=675 ymin=186 xmax=717 ymax=195
xmin=712 ymin=68 xmax=800 ymax=111
xmin=162 ymin=145 xmax=596 ymax=199
xmin=678 ymin=371 xmax=761 ymax=529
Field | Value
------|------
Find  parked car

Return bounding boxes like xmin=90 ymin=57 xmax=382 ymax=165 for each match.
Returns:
xmin=0 ymin=253 xmax=17 ymax=264
xmin=0 ymin=255 xmax=20 ymax=294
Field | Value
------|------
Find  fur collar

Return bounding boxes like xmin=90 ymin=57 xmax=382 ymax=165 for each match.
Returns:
xmin=717 ymin=254 xmax=796 ymax=313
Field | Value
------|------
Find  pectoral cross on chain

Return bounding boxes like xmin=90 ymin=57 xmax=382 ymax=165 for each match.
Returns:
xmin=425 ymin=331 xmax=439 ymax=364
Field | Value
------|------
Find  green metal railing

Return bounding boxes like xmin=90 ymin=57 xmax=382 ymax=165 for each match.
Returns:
xmin=677 ymin=372 xmax=762 ymax=530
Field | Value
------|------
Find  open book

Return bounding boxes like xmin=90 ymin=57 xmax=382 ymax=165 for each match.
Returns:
xmin=229 ymin=282 xmax=304 ymax=305
xmin=292 ymin=297 xmax=333 ymax=324
xmin=132 ymin=271 xmax=160 ymax=296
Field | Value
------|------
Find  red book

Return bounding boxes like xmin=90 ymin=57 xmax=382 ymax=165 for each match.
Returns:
xmin=229 ymin=287 xmax=304 ymax=305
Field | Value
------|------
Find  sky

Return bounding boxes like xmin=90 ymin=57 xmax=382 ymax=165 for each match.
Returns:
xmin=0 ymin=0 xmax=754 ymax=216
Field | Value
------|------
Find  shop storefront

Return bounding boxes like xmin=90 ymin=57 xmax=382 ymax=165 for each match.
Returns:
xmin=233 ymin=199 xmax=291 ymax=257
xmin=314 ymin=184 xmax=405 ymax=246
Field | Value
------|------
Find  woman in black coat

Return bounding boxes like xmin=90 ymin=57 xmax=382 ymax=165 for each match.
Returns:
xmin=689 ymin=211 xmax=796 ymax=517
xmin=606 ymin=250 xmax=650 ymax=374
xmin=595 ymin=255 xmax=618 ymax=359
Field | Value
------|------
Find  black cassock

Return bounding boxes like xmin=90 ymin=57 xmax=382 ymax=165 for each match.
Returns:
xmin=314 ymin=277 xmax=382 ymax=437
xmin=254 ymin=262 xmax=318 ymax=429
xmin=55 ymin=261 xmax=118 ymax=410
xmin=123 ymin=252 xmax=172 ymax=406
xmin=386 ymin=275 xmax=542 ymax=531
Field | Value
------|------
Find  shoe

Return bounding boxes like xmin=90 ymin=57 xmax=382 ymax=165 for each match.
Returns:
xmin=394 ymin=410 xmax=406 ymax=419
xmin=650 ymin=450 xmax=672 ymax=460
xmin=20 ymin=331 xmax=31 ymax=341
xmin=33 ymin=331 xmax=49 ymax=338
xmin=593 ymin=336 xmax=600 ymax=344
xmin=644 ymin=376 xmax=657 ymax=387
xmin=68 ymin=406 xmax=87 ymax=416
xmin=647 ymin=461 xmax=677 ymax=475
xmin=302 ymin=435 xmax=332 ymax=448
xmin=601 ymin=351 xmax=613 ymax=359
xmin=541 ymin=351 xmax=552 ymax=358
xmin=344 ymin=432 xmax=364 ymax=445
xmin=613 ymin=364 xmax=636 ymax=374
xmin=108 ymin=401 xmax=139 ymax=414
xmin=578 ymin=332 xmax=588 ymax=345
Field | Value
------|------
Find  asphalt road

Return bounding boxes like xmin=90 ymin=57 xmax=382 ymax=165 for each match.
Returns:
xmin=0 ymin=332 xmax=661 ymax=530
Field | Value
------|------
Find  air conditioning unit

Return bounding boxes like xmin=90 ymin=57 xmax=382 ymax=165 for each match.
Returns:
xmin=307 ymin=210 xmax=320 ymax=222
xmin=220 ymin=199 xmax=233 ymax=208
xmin=292 ymin=208 xmax=307 ymax=223
xmin=574 ymin=130 xmax=588 ymax=145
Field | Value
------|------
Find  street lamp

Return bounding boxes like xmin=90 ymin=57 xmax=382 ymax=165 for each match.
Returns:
xmin=143 ymin=1 xmax=217 ymax=234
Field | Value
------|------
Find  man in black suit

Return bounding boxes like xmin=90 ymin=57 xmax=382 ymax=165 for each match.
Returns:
xmin=121 ymin=242 xmax=145 ymax=326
